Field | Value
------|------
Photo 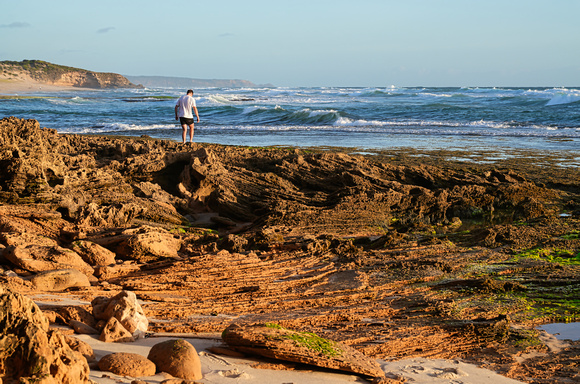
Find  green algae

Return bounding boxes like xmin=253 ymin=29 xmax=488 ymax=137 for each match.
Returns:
xmin=265 ymin=323 xmax=343 ymax=357
xmin=512 ymin=247 xmax=580 ymax=266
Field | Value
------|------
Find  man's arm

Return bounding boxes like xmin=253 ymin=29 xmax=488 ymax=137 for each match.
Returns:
xmin=193 ymin=106 xmax=200 ymax=122
xmin=175 ymin=105 xmax=179 ymax=120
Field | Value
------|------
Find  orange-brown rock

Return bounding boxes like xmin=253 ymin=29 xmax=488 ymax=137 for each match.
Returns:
xmin=222 ymin=323 xmax=386 ymax=379
xmin=0 ymin=285 xmax=91 ymax=383
xmin=148 ymin=339 xmax=203 ymax=380
xmin=98 ymin=352 xmax=156 ymax=377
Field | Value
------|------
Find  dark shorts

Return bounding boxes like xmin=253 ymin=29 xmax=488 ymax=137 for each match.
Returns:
xmin=179 ymin=117 xmax=194 ymax=126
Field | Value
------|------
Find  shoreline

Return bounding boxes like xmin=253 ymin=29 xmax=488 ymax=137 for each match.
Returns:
xmin=0 ymin=78 xmax=81 ymax=94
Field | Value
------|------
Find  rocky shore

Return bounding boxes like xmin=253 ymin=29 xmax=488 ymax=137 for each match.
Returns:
xmin=0 ymin=116 xmax=578 ymax=383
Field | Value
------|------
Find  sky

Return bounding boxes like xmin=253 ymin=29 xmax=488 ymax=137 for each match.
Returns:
xmin=1 ymin=0 xmax=579 ymax=87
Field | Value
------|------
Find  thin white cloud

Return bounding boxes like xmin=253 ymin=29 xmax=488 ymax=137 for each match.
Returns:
xmin=0 ymin=22 xmax=31 ymax=28
xmin=219 ymin=32 xmax=235 ymax=38
xmin=97 ymin=27 xmax=115 ymax=34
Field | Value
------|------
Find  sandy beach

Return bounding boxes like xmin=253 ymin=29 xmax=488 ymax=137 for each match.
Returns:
xmin=0 ymin=116 xmax=578 ymax=383
xmin=72 ymin=333 xmax=528 ymax=384
xmin=0 ymin=78 xmax=79 ymax=94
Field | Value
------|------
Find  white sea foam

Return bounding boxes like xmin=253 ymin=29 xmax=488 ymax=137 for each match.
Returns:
xmin=546 ymin=89 xmax=580 ymax=106
xmin=242 ymin=106 xmax=268 ymax=114
xmin=61 ymin=123 xmax=176 ymax=134
xmin=334 ymin=117 xmax=389 ymax=127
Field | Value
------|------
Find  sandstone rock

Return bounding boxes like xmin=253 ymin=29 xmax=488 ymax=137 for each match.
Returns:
xmin=70 ymin=319 xmax=99 ymax=335
xmin=219 ymin=234 xmax=248 ymax=253
xmin=76 ymin=201 xmax=145 ymax=228
xmin=4 ymin=243 xmax=94 ymax=276
xmin=98 ymin=352 xmax=156 ymax=377
xmin=58 ymin=305 xmax=97 ymax=329
xmin=30 ymin=268 xmax=91 ymax=291
xmin=92 ymin=290 xmax=148 ymax=338
xmin=64 ymin=335 xmax=96 ymax=363
xmin=99 ymin=317 xmax=135 ymax=343
xmin=93 ymin=263 xmax=141 ymax=280
xmin=222 ymin=323 xmax=385 ymax=379
xmin=116 ymin=226 xmax=183 ymax=262
xmin=0 ymin=285 xmax=91 ymax=383
xmin=70 ymin=239 xmax=116 ymax=266
xmin=147 ymin=339 xmax=203 ymax=380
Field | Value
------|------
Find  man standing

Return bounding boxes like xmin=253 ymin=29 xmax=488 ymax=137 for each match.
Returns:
xmin=175 ymin=89 xmax=200 ymax=143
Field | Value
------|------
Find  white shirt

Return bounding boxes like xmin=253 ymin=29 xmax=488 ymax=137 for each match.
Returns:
xmin=175 ymin=95 xmax=197 ymax=118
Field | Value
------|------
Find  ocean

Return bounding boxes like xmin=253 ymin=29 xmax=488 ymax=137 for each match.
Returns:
xmin=1 ymin=86 xmax=579 ymax=157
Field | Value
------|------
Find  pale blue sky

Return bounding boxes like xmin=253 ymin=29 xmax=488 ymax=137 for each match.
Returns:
xmin=1 ymin=0 xmax=578 ymax=87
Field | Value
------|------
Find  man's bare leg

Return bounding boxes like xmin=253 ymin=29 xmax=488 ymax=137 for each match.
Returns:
xmin=181 ymin=124 xmax=188 ymax=143
xmin=188 ymin=123 xmax=194 ymax=142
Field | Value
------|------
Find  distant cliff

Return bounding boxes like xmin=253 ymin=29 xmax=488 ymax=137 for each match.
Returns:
xmin=125 ymin=75 xmax=272 ymax=89
xmin=0 ymin=60 xmax=140 ymax=89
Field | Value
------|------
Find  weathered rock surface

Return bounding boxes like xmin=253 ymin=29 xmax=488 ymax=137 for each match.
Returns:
xmin=70 ymin=239 xmax=116 ymax=266
xmin=70 ymin=319 xmax=99 ymax=335
xmin=30 ymin=268 xmax=91 ymax=291
xmin=0 ymin=116 xmax=578 ymax=384
xmin=99 ymin=316 xmax=135 ymax=343
xmin=92 ymin=290 xmax=148 ymax=338
xmin=113 ymin=226 xmax=183 ymax=262
xmin=64 ymin=335 xmax=96 ymax=363
xmin=98 ymin=352 xmax=156 ymax=377
xmin=4 ymin=243 xmax=94 ymax=276
xmin=147 ymin=339 xmax=203 ymax=380
xmin=0 ymin=285 xmax=91 ymax=383
xmin=222 ymin=323 xmax=386 ymax=379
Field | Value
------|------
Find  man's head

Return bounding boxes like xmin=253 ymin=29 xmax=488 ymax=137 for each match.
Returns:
xmin=187 ymin=89 xmax=193 ymax=95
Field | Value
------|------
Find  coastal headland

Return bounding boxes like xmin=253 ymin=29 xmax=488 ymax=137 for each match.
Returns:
xmin=0 ymin=116 xmax=578 ymax=383
xmin=0 ymin=60 xmax=266 ymax=94
xmin=0 ymin=60 xmax=140 ymax=93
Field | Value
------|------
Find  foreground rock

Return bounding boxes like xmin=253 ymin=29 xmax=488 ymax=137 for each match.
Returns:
xmin=222 ymin=323 xmax=386 ymax=379
xmin=1 ymin=232 xmax=94 ymax=276
xmin=0 ymin=285 xmax=91 ymax=383
xmin=70 ymin=240 xmax=116 ymax=266
xmin=98 ymin=352 xmax=156 ymax=377
xmin=30 ymin=268 xmax=91 ymax=291
xmin=148 ymin=339 xmax=203 ymax=380
xmin=92 ymin=290 xmax=149 ymax=339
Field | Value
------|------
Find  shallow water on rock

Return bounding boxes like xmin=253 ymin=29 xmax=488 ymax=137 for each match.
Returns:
xmin=537 ymin=322 xmax=580 ymax=341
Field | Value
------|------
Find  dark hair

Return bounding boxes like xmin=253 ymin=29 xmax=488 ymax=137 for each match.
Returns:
xmin=187 ymin=89 xmax=194 ymax=95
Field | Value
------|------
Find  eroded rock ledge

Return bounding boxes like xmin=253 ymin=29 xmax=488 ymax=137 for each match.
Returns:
xmin=0 ymin=116 xmax=556 ymax=236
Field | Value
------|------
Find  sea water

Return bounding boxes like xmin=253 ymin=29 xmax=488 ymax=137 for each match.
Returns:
xmin=1 ymin=86 xmax=579 ymax=156
xmin=537 ymin=322 xmax=580 ymax=341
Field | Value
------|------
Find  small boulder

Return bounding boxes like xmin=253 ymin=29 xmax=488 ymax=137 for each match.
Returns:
xmin=99 ymin=317 xmax=134 ymax=343
xmin=116 ymin=226 xmax=182 ymax=262
xmin=30 ymin=269 xmax=91 ymax=291
xmin=92 ymin=290 xmax=148 ymax=338
xmin=98 ymin=352 xmax=156 ymax=377
xmin=147 ymin=339 xmax=203 ymax=380
xmin=59 ymin=305 xmax=97 ymax=329
xmin=70 ymin=240 xmax=116 ymax=266
xmin=70 ymin=319 xmax=99 ymax=335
